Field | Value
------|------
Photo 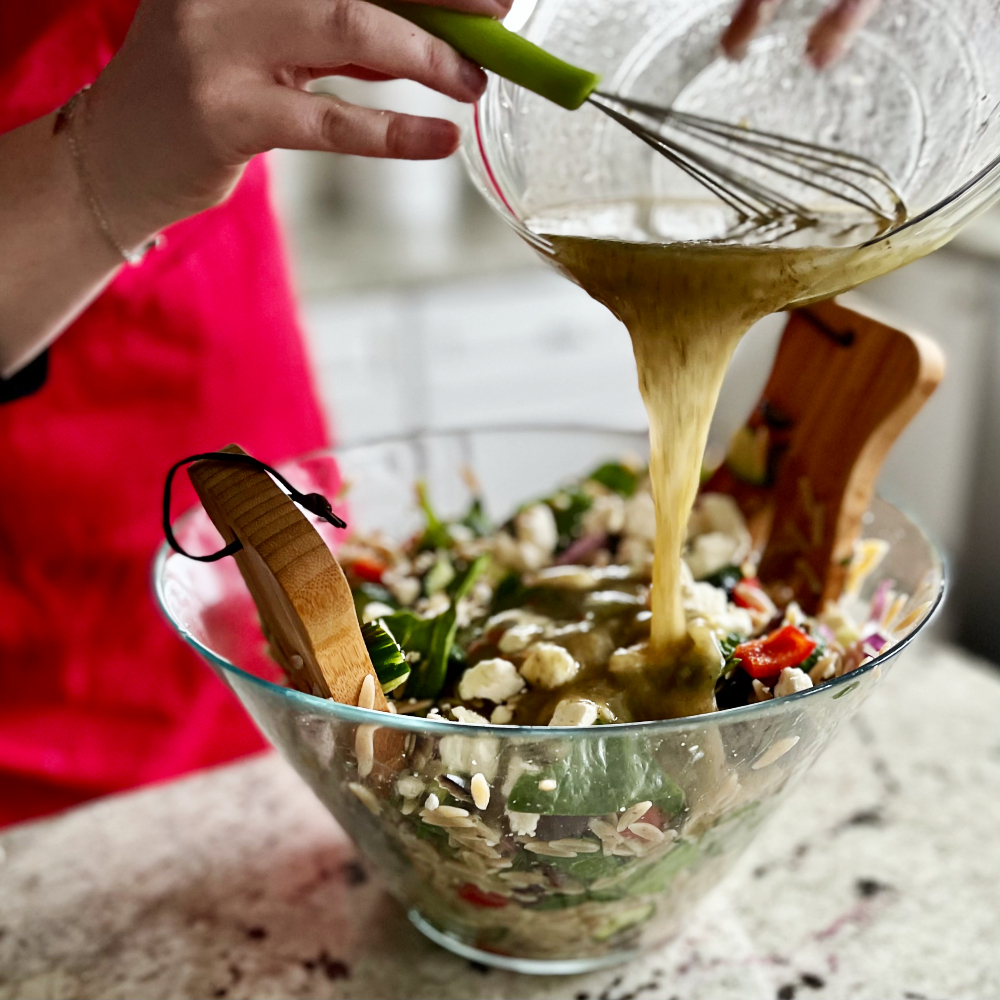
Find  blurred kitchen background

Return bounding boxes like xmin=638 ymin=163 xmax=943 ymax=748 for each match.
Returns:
xmin=268 ymin=76 xmax=999 ymax=665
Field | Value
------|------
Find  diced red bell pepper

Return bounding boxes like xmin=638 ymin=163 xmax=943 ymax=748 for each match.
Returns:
xmin=732 ymin=577 xmax=773 ymax=615
xmin=351 ymin=558 xmax=386 ymax=584
xmin=733 ymin=624 xmax=817 ymax=679
xmin=622 ymin=804 xmax=670 ymax=840
xmin=639 ymin=804 xmax=669 ymax=828
xmin=458 ymin=883 xmax=509 ymax=909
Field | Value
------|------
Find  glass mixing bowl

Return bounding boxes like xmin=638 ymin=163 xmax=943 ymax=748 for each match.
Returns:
xmin=463 ymin=0 xmax=999 ymax=267
xmin=154 ymin=428 xmax=943 ymax=974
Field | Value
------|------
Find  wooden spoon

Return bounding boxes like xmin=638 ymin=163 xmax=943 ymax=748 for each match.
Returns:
xmin=702 ymin=297 xmax=944 ymax=613
xmin=187 ymin=446 xmax=410 ymax=787
xmin=186 ymin=445 xmax=390 ymax=710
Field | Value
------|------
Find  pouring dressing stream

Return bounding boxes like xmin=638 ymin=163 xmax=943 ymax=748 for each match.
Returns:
xmin=540 ymin=202 xmax=945 ymax=718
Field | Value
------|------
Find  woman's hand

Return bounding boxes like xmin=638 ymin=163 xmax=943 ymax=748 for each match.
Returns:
xmin=86 ymin=0 xmax=512 ymax=247
xmin=722 ymin=0 xmax=880 ymax=68
xmin=0 ymin=0 xmax=511 ymax=376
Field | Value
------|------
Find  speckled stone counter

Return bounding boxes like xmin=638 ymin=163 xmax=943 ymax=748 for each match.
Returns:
xmin=1 ymin=640 xmax=997 ymax=1000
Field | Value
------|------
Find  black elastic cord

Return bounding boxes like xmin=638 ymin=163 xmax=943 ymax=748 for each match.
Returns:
xmin=163 ymin=451 xmax=347 ymax=562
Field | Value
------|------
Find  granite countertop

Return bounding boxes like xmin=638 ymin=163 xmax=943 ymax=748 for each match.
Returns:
xmin=1 ymin=640 xmax=997 ymax=1000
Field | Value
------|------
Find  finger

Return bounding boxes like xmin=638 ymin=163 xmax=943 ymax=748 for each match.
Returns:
xmin=394 ymin=0 xmax=514 ymax=17
xmin=306 ymin=0 xmax=487 ymax=103
xmin=262 ymin=88 xmax=461 ymax=158
xmin=296 ymin=65 xmax=396 ymax=83
xmin=806 ymin=0 xmax=880 ymax=67
xmin=721 ymin=0 xmax=786 ymax=60
xmin=331 ymin=64 xmax=397 ymax=82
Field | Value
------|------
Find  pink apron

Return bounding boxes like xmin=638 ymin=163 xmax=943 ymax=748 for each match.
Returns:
xmin=0 ymin=0 xmax=331 ymax=825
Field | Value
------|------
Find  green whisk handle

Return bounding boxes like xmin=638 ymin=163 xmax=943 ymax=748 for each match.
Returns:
xmin=375 ymin=3 xmax=600 ymax=110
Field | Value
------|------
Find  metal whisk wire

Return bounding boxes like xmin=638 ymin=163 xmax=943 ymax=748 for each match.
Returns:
xmin=588 ymin=91 xmax=907 ymax=239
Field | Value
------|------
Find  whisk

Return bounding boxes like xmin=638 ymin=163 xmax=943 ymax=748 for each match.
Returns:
xmin=377 ymin=3 xmax=907 ymax=240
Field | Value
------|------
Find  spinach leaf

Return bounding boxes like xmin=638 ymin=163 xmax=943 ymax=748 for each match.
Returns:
xmin=490 ymin=571 xmax=528 ymax=613
xmin=415 ymin=480 xmax=451 ymax=551
xmin=529 ymin=893 xmax=589 ymax=911
xmin=415 ymin=820 xmax=453 ymax=855
xmin=547 ymin=852 xmax=625 ymax=884
xmin=587 ymin=461 xmax=638 ymax=497
xmin=589 ymin=840 xmax=699 ymax=901
xmin=351 ymin=582 xmax=396 ymax=619
xmin=548 ymin=487 xmax=593 ymax=548
xmin=449 ymin=554 xmax=490 ymax=603
xmin=700 ymin=564 xmax=743 ymax=591
xmin=507 ymin=738 xmax=685 ymax=817
xmin=460 ymin=496 xmax=492 ymax=537
xmin=383 ymin=555 xmax=489 ymax=699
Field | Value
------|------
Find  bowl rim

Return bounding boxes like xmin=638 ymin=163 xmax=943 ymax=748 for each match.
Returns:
xmin=152 ymin=425 xmax=946 ymax=738
xmin=464 ymin=75 xmax=1000 ymax=252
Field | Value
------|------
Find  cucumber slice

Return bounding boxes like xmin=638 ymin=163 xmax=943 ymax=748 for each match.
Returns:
xmin=361 ymin=619 xmax=410 ymax=693
xmin=724 ymin=425 xmax=770 ymax=486
xmin=591 ymin=902 xmax=655 ymax=941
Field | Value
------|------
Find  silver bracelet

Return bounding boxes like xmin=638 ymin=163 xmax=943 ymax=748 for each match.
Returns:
xmin=55 ymin=87 xmax=161 ymax=267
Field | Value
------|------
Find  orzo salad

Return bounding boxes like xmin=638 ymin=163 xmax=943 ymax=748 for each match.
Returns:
xmin=337 ymin=458 xmax=927 ymax=726
xmin=266 ymin=460 xmax=935 ymax=960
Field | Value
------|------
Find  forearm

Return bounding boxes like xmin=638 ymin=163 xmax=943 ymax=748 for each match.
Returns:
xmin=0 ymin=111 xmax=127 ymax=378
xmin=1 ymin=0 xmax=507 ymax=382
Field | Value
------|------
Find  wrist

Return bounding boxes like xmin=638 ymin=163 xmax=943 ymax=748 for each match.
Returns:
xmin=83 ymin=57 xmax=246 ymax=245
xmin=56 ymin=89 xmax=163 ymax=265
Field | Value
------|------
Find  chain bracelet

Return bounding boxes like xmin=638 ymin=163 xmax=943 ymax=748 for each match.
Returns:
xmin=55 ymin=87 xmax=161 ymax=267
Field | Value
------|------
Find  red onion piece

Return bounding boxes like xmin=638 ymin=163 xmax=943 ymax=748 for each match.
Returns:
xmin=554 ymin=533 xmax=607 ymax=565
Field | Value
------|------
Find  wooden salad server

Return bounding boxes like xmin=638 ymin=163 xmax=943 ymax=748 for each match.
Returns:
xmin=703 ymin=297 xmax=944 ymax=613
xmin=187 ymin=445 xmax=405 ymax=778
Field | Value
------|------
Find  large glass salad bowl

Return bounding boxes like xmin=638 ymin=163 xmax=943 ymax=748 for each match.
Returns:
xmin=154 ymin=428 xmax=943 ymax=974
xmin=463 ymin=0 xmax=1000 ymax=269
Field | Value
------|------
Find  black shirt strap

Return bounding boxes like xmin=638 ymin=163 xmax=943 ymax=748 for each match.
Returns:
xmin=0 ymin=351 xmax=48 ymax=404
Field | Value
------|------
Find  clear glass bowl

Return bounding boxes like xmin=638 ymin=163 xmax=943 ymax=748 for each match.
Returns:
xmin=462 ymin=0 xmax=1000 ymax=261
xmin=154 ymin=428 xmax=943 ymax=974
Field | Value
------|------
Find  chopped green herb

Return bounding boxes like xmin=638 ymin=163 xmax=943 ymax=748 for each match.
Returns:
xmin=718 ymin=632 xmax=744 ymax=680
xmin=415 ymin=819 xmax=453 ymax=853
xmin=719 ymin=632 xmax=742 ymax=659
xmin=382 ymin=555 xmax=489 ymax=699
xmin=797 ymin=638 xmax=826 ymax=673
xmin=832 ymin=680 xmax=861 ymax=699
